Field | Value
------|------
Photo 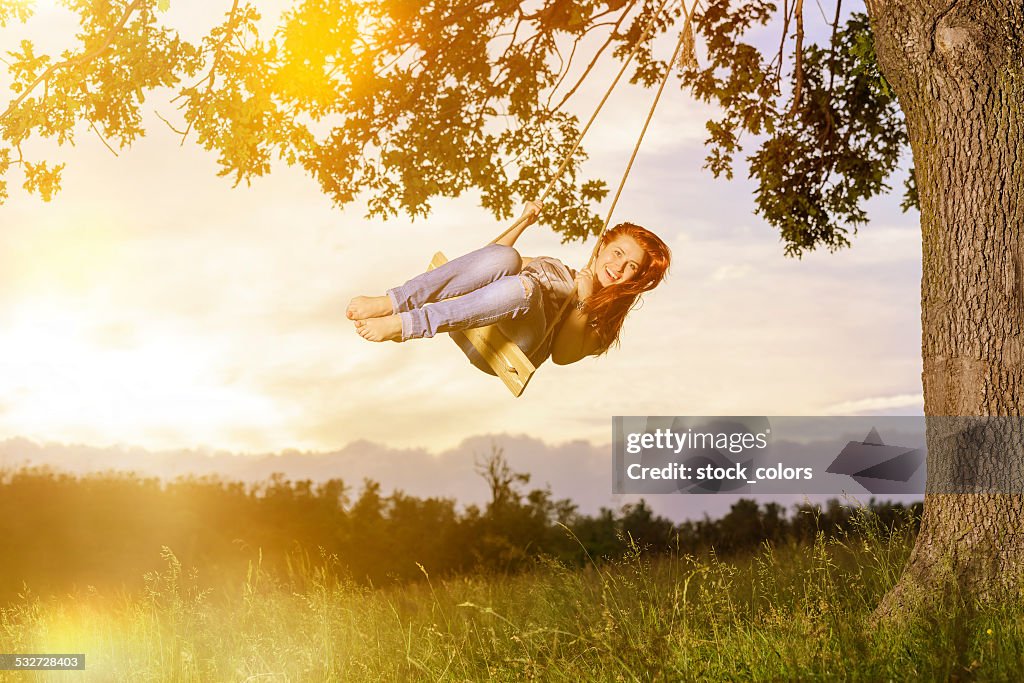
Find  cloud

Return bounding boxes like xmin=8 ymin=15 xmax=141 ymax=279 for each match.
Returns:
xmin=710 ymin=264 xmax=753 ymax=282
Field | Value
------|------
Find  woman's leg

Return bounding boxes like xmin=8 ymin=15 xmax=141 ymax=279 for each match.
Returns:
xmin=356 ymin=273 xmax=531 ymax=342
xmin=347 ymin=244 xmax=521 ymax=321
xmin=399 ymin=273 xmax=530 ymax=339
xmin=387 ymin=244 xmax=522 ymax=313
xmin=450 ymin=277 xmax=547 ymax=374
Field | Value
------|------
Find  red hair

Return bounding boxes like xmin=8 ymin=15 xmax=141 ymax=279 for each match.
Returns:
xmin=581 ymin=223 xmax=671 ymax=353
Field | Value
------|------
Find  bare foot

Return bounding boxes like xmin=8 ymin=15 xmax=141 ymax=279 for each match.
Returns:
xmin=347 ymin=295 xmax=393 ymax=320
xmin=355 ymin=314 xmax=403 ymax=342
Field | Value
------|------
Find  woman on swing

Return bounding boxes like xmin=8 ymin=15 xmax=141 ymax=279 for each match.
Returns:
xmin=346 ymin=200 xmax=671 ymax=371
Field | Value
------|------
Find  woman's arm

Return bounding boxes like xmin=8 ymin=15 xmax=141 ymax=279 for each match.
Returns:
xmin=493 ymin=201 xmax=543 ymax=248
xmin=550 ymin=267 xmax=603 ymax=365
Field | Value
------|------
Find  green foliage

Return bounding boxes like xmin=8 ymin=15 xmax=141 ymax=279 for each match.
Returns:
xmin=0 ymin=146 xmax=9 ymax=201
xmin=0 ymin=1 xmax=914 ymax=250
xmin=6 ymin=501 xmax=1020 ymax=681
xmin=0 ymin=462 xmax=920 ymax=604
xmin=177 ymin=3 xmax=305 ymax=185
xmin=1 ymin=0 xmax=200 ymax=201
xmin=0 ymin=0 xmax=673 ymax=241
xmin=747 ymin=13 xmax=909 ymax=256
xmin=21 ymin=159 xmax=63 ymax=200
xmin=681 ymin=0 xmax=779 ymax=179
xmin=241 ymin=0 xmax=666 ymax=238
xmin=0 ymin=0 xmax=32 ymax=28
xmin=682 ymin=4 xmax=912 ymax=256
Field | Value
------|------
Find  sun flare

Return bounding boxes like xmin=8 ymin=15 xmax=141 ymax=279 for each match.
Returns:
xmin=0 ymin=303 xmax=285 ymax=449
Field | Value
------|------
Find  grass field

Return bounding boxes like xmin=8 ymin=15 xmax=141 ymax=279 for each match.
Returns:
xmin=2 ymin=508 xmax=1022 ymax=682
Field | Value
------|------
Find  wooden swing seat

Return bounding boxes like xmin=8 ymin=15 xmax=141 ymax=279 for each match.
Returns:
xmin=428 ymin=252 xmax=536 ymax=397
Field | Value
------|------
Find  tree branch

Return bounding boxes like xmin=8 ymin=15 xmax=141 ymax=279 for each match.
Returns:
xmin=545 ymin=4 xmax=629 ymax=107
xmin=153 ymin=108 xmax=187 ymax=136
xmin=788 ymin=0 xmax=805 ymax=117
xmin=0 ymin=0 xmax=145 ymax=124
xmin=552 ymin=0 xmax=638 ymax=112
xmin=547 ymin=34 xmax=582 ymax=109
xmin=89 ymin=121 xmax=119 ymax=156
xmin=827 ymin=0 xmax=842 ymax=98
xmin=772 ymin=0 xmax=795 ymax=86
xmin=361 ymin=0 xmax=495 ymax=62
xmin=184 ymin=0 xmax=242 ymax=93
xmin=170 ymin=0 xmax=241 ymax=145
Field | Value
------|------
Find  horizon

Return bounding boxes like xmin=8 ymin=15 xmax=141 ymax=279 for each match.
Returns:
xmin=0 ymin=430 xmax=920 ymax=523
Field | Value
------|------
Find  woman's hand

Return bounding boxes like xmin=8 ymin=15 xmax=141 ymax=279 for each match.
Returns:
xmin=519 ymin=200 xmax=543 ymax=225
xmin=494 ymin=200 xmax=543 ymax=248
xmin=575 ymin=268 xmax=597 ymax=302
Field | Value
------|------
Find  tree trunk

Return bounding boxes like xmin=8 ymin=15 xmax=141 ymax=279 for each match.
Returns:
xmin=867 ymin=0 xmax=1024 ymax=619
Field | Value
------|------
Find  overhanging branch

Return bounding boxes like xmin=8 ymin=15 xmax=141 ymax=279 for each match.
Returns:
xmin=0 ymin=0 xmax=146 ymax=124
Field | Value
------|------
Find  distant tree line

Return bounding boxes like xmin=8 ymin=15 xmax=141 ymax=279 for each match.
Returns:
xmin=0 ymin=449 xmax=921 ymax=603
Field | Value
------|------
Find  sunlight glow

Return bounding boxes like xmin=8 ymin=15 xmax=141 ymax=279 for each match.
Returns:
xmin=0 ymin=303 xmax=287 ymax=449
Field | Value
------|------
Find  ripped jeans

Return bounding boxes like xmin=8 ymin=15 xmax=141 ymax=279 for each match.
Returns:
xmin=386 ymin=244 xmax=547 ymax=374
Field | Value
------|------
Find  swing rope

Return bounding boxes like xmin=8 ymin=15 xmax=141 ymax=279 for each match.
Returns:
xmin=536 ymin=2 xmax=695 ymax=347
xmin=449 ymin=0 xmax=692 ymax=393
xmin=489 ymin=0 xmax=672 ymax=247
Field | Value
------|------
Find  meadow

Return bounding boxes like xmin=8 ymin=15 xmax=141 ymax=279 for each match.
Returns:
xmin=3 ymin=506 xmax=1022 ymax=682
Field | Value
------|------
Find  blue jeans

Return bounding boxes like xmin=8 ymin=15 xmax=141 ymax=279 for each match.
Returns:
xmin=387 ymin=244 xmax=545 ymax=374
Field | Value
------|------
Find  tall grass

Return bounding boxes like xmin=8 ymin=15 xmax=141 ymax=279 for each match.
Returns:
xmin=1 ymin=505 xmax=1022 ymax=681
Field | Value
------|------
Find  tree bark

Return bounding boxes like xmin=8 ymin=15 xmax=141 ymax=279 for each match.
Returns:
xmin=867 ymin=1 xmax=1024 ymax=619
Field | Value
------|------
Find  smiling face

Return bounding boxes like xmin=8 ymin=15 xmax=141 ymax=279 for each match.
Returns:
xmin=594 ymin=235 xmax=648 ymax=288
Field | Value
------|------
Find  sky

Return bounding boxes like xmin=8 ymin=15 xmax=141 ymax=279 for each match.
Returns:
xmin=0 ymin=1 xmax=923 ymax=516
